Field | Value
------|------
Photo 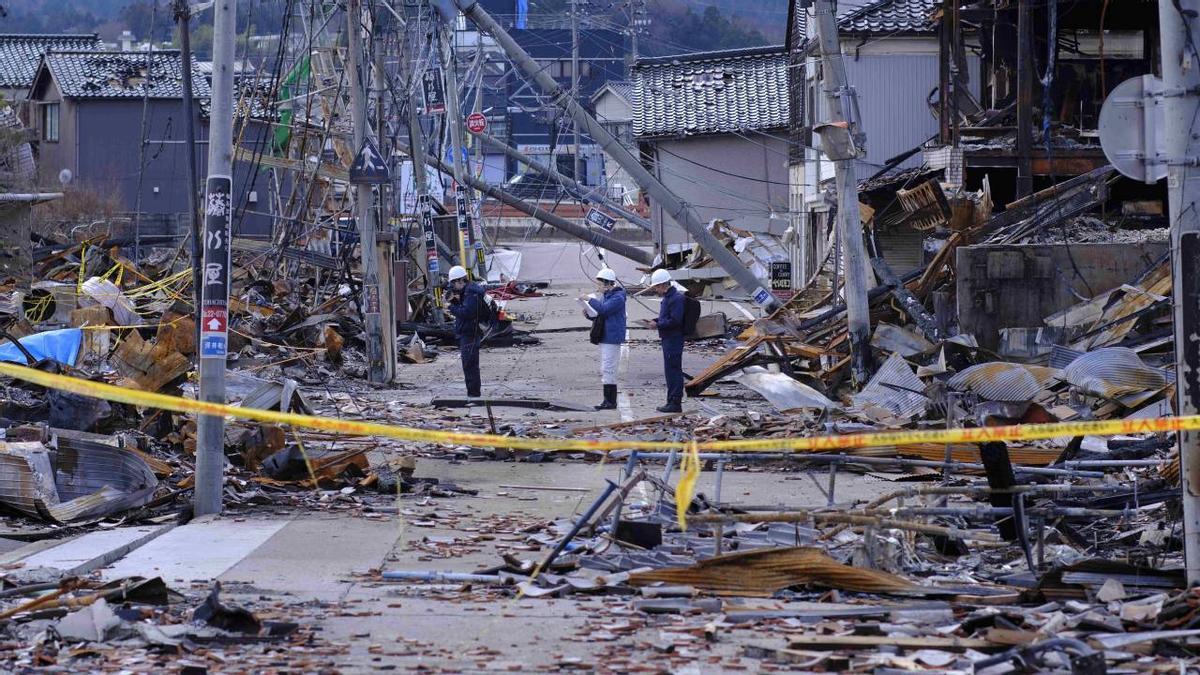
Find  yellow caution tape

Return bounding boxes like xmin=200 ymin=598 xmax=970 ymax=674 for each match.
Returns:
xmin=0 ymin=360 xmax=1190 ymax=454
xmin=675 ymin=441 xmax=701 ymax=530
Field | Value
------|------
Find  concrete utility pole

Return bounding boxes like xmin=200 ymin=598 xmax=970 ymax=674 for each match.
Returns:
xmin=1161 ymin=0 xmax=1200 ymax=585
xmin=401 ymin=10 xmax=443 ymax=323
xmin=571 ymin=0 xmax=583 ymax=184
xmin=347 ymin=0 xmax=393 ymax=383
xmin=440 ymin=24 xmax=485 ymax=279
xmin=812 ymin=0 xmax=872 ymax=385
xmin=194 ymin=0 xmax=236 ymax=517
xmin=452 ymin=0 xmax=779 ymax=310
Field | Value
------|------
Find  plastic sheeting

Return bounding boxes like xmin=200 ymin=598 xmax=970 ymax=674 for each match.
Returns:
xmin=0 ymin=328 xmax=82 ymax=366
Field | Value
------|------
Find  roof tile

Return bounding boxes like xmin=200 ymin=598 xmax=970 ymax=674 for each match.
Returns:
xmin=0 ymin=34 xmax=99 ymax=89
xmin=41 ymin=50 xmax=211 ymax=100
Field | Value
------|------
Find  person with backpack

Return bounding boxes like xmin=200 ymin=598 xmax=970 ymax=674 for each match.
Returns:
xmin=446 ymin=265 xmax=485 ymax=398
xmin=582 ymin=267 xmax=626 ymax=410
xmin=648 ymin=268 xmax=686 ymax=413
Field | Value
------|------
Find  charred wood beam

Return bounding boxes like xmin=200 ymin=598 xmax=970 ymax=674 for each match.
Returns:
xmin=870 ymin=257 xmax=942 ymax=342
xmin=1016 ymin=0 xmax=1034 ymax=197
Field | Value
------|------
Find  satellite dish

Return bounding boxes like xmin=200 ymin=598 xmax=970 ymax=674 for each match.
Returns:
xmin=1098 ymin=74 xmax=1167 ymax=184
xmin=58 ymin=168 xmax=72 ymax=185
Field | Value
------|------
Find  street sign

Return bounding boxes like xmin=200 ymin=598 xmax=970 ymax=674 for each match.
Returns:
xmin=466 ymin=112 xmax=487 ymax=135
xmin=751 ymin=287 xmax=773 ymax=308
xmin=585 ymin=208 xmax=616 ymax=232
xmin=1099 ymin=74 xmax=1167 ymax=184
xmin=422 ymin=68 xmax=446 ymax=115
xmin=349 ymin=138 xmax=390 ymax=184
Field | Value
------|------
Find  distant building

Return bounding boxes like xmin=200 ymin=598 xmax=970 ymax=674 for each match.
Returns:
xmin=0 ymin=34 xmax=100 ymax=102
xmin=591 ymin=81 xmax=638 ymax=205
xmin=632 ymin=46 xmax=791 ymax=251
xmin=27 ymin=50 xmax=274 ymax=236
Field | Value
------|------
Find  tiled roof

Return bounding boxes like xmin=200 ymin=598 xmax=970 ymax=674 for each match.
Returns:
xmin=592 ymin=80 xmax=633 ymax=105
xmin=39 ymin=50 xmax=211 ymax=100
xmin=0 ymin=34 xmax=99 ymax=88
xmin=631 ymin=46 xmax=789 ymax=139
xmin=838 ymin=0 xmax=937 ymax=34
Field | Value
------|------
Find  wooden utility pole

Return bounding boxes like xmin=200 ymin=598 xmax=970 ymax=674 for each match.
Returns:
xmin=811 ymin=0 xmax=872 ymax=386
xmin=172 ymin=0 xmax=202 ymax=349
xmin=194 ymin=0 xmax=236 ymax=517
xmin=1161 ymin=0 xmax=1200 ymax=585
xmin=346 ymin=0 xmax=393 ymax=383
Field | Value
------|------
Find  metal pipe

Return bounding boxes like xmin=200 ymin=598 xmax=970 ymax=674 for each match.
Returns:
xmin=381 ymin=570 xmax=505 ymax=584
xmin=688 ymin=512 xmax=1001 ymax=541
xmin=540 ymin=479 xmax=620 ymax=571
xmin=453 ymin=0 xmax=777 ymax=308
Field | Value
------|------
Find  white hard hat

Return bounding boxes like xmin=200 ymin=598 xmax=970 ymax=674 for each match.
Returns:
xmin=649 ymin=269 xmax=672 ymax=286
xmin=447 ymin=265 xmax=468 ymax=282
xmin=595 ymin=267 xmax=617 ymax=283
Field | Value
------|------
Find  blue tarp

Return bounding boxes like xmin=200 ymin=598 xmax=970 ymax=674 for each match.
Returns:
xmin=0 ymin=328 xmax=82 ymax=366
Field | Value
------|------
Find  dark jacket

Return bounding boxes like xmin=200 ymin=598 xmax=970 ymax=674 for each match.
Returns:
xmin=587 ymin=286 xmax=627 ymax=345
xmin=448 ymin=282 xmax=486 ymax=342
xmin=656 ymin=285 xmax=685 ymax=339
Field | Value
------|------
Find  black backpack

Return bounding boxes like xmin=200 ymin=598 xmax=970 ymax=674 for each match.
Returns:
xmin=682 ymin=294 xmax=701 ymax=337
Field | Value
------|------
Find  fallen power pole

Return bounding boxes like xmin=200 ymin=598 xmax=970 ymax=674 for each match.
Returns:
xmin=476 ymin=130 xmax=653 ymax=232
xmin=194 ymin=0 xmax=237 ymax=516
xmin=1161 ymin=0 xmax=1200 ymax=585
xmin=812 ymin=0 xmax=873 ymax=385
xmin=452 ymin=0 xmax=779 ymax=310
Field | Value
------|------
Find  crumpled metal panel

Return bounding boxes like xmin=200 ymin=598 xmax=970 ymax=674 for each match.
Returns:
xmin=947 ymin=362 xmax=1061 ymax=402
xmin=850 ymin=353 xmax=928 ymax=422
xmin=733 ymin=366 xmax=837 ymax=412
xmin=1061 ymin=347 xmax=1168 ymax=399
xmin=0 ymin=438 xmax=157 ymax=522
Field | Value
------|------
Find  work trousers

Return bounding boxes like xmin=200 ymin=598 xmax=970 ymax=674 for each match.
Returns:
xmin=459 ymin=337 xmax=481 ymax=398
xmin=598 ymin=342 xmax=620 ymax=385
xmin=661 ymin=335 xmax=684 ymax=403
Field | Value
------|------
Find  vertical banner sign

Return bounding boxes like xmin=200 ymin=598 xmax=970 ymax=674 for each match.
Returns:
xmin=422 ymin=68 xmax=447 ymax=115
xmin=770 ymin=260 xmax=793 ymax=299
xmin=454 ymin=184 xmax=471 ymax=266
xmin=200 ymin=176 xmax=232 ymax=358
xmin=419 ymin=194 xmax=443 ymax=307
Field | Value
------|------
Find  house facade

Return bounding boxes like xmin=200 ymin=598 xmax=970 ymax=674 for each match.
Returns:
xmin=631 ymin=46 xmax=791 ymax=252
xmin=28 ymin=50 xmax=273 ymax=237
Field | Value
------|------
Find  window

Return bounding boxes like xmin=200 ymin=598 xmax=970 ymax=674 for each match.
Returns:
xmin=42 ymin=103 xmax=59 ymax=142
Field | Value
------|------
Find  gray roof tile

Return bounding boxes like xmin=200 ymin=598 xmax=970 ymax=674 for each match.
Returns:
xmin=41 ymin=50 xmax=211 ymax=100
xmin=0 ymin=34 xmax=99 ymax=88
xmin=838 ymin=0 xmax=937 ymax=34
xmin=632 ymin=47 xmax=789 ymax=139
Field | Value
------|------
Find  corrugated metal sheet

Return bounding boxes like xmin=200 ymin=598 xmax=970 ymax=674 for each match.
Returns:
xmin=850 ymin=352 xmax=928 ymax=422
xmin=1061 ymin=347 xmax=1168 ymax=399
xmin=733 ymin=366 xmax=837 ymax=412
xmin=875 ymin=228 xmax=925 ymax=274
xmin=947 ymin=362 xmax=1061 ymax=402
xmin=0 ymin=438 xmax=157 ymax=522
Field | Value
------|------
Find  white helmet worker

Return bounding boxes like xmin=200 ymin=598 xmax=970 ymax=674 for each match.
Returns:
xmin=649 ymin=268 xmax=671 ymax=286
xmin=595 ymin=267 xmax=617 ymax=283
xmin=447 ymin=265 xmax=468 ymax=282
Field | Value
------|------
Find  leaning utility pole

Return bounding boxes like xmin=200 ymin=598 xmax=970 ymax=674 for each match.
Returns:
xmin=570 ymin=0 xmax=583 ymax=183
xmin=1161 ymin=0 xmax=1200 ymax=585
xmin=812 ymin=0 xmax=872 ymax=385
xmin=194 ymin=0 xmax=237 ymax=517
xmin=402 ymin=6 xmax=443 ymax=323
xmin=347 ymin=0 xmax=392 ymax=383
xmin=452 ymin=0 xmax=779 ymax=310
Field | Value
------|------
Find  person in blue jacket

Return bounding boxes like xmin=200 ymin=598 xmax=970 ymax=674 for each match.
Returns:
xmin=583 ymin=267 xmax=626 ymax=410
xmin=648 ymin=268 xmax=685 ymax=413
xmin=445 ymin=265 xmax=485 ymax=398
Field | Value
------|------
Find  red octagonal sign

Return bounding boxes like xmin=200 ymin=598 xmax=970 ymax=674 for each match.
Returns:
xmin=466 ymin=112 xmax=487 ymax=135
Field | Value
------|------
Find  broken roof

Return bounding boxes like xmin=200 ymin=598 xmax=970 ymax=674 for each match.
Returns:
xmin=631 ymin=46 xmax=789 ymax=139
xmin=35 ymin=50 xmax=211 ymax=100
xmin=0 ymin=34 xmax=100 ymax=89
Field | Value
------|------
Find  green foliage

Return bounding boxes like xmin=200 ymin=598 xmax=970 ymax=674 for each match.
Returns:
xmin=656 ymin=5 xmax=770 ymax=53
